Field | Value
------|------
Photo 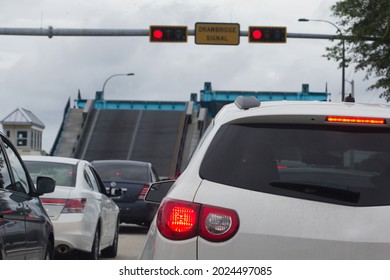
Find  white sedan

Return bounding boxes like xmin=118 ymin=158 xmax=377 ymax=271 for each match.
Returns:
xmin=23 ymin=156 xmax=121 ymax=259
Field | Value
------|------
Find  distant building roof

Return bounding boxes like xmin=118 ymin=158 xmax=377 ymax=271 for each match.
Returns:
xmin=1 ymin=107 xmax=45 ymax=129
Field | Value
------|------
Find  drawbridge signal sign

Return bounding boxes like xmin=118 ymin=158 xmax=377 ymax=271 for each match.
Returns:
xmin=195 ymin=22 xmax=240 ymax=45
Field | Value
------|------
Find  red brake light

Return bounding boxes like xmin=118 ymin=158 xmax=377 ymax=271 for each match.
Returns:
xmin=63 ymin=198 xmax=86 ymax=213
xmin=157 ymin=199 xmax=200 ymax=240
xmin=138 ymin=185 xmax=150 ymax=200
xmin=41 ymin=198 xmax=67 ymax=205
xmin=41 ymin=198 xmax=86 ymax=213
xmin=157 ymin=199 xmax=239 ymax=242
xmin=326 ymin=116 xmax=386 ymax=125
xmin=168 ymin=205 xmax=197 ymax=233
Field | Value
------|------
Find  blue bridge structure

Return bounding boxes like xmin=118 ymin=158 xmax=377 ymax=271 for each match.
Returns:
xmin=51 ymin=82 xmax=328 ymax=178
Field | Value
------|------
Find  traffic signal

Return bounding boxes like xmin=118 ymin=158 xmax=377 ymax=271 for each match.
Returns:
xmin=248 ymin=26 xmax=287 ymax=43
xmin=149 ymin=26 xmax=188 ymax=43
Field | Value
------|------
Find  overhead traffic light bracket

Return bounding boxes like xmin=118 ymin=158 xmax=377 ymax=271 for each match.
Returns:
xmin=149 ymin=26 xmax=188 ymax=43
xmin=248 ymin=26 xmax=287 ymax=43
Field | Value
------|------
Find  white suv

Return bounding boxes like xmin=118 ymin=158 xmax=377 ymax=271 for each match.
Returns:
xmin=139 ymin=97 xmax=390 ymax=259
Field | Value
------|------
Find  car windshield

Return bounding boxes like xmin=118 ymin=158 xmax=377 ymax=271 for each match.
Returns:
xmin=200 ymin=123 xmax=390 ymax=206
xmin=92 ymin=162 xmax=150 ymax=183
xmin=24 ymin=161 xmax=76 ymax=187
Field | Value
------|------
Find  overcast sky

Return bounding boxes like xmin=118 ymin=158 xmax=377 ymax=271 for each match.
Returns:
xmin=0 ymin=0 xmax=385 ymax=152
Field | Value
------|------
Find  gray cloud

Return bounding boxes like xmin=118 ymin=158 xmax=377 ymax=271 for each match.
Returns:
xmin=0 ymin=0 xmax=384 ymax=152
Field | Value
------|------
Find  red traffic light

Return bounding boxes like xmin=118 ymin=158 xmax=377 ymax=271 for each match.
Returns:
xmin=248 ymin=26 xmax=287 ymax=43
xmin=252 ymin=29 xmax=262 ymax=40
xmin=150 ymin=26 xmax=188 ymax=43
xmin=153 ymin=29 xmax=163 ymax=40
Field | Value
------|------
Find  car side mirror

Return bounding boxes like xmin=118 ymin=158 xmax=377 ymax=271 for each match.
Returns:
xmin=145 ymin=180 xmax=175 ymax=204
xmin=36 ymin=176 xmax=55 ymax=195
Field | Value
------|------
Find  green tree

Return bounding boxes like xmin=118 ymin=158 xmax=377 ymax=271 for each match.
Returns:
xmin=326 ymin=0 xmax=390 ymax=101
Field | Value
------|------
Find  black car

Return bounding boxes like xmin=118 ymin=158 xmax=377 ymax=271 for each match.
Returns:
xmin=91 ymin=160 xmax=160 ymax=227
xmin=0 ymin=132 xmax=55 ymax=260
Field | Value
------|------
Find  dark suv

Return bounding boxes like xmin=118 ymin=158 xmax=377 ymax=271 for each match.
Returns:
xmin=91 ymin=160 xmax=160 ymax=227
xmin=0 ymin=131 xmax=55 ymax=260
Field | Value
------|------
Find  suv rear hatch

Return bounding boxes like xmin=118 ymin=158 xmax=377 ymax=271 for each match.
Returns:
xmin=195 ymin=121 xmax=390 ymax=259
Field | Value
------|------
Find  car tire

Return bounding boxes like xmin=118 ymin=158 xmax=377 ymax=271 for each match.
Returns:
xmin=101 ymin=220 xmax=119 ymax=258
xmin=85 ymin=229 xmax=100 ymax=260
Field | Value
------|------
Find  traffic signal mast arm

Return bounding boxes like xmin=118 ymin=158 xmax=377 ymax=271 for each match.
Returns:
xmin=0 ymin=26 xmax=373 ymax=41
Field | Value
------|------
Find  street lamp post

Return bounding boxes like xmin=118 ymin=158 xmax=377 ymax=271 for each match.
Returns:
xmin=298 ymin=18 xmax=346 ymax=102
xmin=100 ymin=72 xmax=134 ymax=100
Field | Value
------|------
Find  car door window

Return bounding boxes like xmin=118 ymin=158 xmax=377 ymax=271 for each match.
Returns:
xmin=2 ymin=138 xmax=29 ymax=194
xmin=84 ymin=165 xmax=99 ymax=192
xmin=84 ymin=169 xmax=94 ymax=191
xmin=0 ymin=143 xmax=12 ymax=189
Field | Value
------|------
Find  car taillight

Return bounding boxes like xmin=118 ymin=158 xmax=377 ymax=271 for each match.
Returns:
xmin=157 ymin=199 xmax=239 ymax=242
xmin=157 ymin=199 xmax=200 ymax=240
xmin=41 ymin=198 xmax=86 ymax=213
xmin=41 ymin=198 xmax=66 ymax=205
xmin=138 ymin=185 xmax=150 ymax=200
xmin=199 ymin=205 xmax=239 ymax=242
xmin=326 ymin=116 xmax=386 ymax=125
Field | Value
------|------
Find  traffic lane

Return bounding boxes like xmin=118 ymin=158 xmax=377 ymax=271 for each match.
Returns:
xmin=54 ymin=224 xmax=148 ymax=260
xmin=112 ymin=224 xmax=149 ymax=260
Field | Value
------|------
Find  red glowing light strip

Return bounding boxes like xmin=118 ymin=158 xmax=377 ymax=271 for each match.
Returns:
xmin=326 ymin=116 xmax=386 ymax=125
xmin=277 ymin=165 xmax=288 ymax=169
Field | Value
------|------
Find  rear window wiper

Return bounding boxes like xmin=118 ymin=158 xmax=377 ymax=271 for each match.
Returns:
xmin=269 ymin=181 xmax=360 ymax=203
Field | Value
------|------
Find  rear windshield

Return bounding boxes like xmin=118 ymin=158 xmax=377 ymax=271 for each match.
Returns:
xmin=200 ymin=124 xmax=390 ymax=206
xmin=92 ymin=162 xmax=150 ymax=183
xmin=24 ymin=161 xmax=76 ymax=187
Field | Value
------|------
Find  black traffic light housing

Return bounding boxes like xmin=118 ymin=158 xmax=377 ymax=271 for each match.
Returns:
xmin=149 ymin=26 xmax=188 ymax=43
xmin=248 ymin=26 xmax=287 ymax=43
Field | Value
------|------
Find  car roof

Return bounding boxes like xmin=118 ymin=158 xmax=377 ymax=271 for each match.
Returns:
xmin=22 ymin=155 xmax=83 ymax=165
xmin=216 ymin=100 xmax=390 ymax=126
xmin=91 ymin=159 xmax=152 ymax=167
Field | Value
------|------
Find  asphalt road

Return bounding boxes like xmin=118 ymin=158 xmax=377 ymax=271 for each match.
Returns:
xmin=110 ymin=224 xmax=149 ymax=260
xmin=55 ymin=224 xmax=149 ymax=260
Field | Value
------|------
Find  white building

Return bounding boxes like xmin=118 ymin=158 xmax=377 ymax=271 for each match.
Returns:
xmin=1 ymin=108 xmax=46 ymax=155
